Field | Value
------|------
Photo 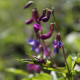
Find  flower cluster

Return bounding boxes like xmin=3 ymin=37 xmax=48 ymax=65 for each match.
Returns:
xmin=24 ymin=1 xmax=63 ymax=72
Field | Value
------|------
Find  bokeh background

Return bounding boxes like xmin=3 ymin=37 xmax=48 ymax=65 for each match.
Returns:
xmin=0 ymin=0 xmax=80 ymax=80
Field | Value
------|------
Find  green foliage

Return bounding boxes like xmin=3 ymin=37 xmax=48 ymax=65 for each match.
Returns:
xmin=44 ymin=67 xmax=66 ymax=73
xmin=67 ymin=55 xmax=72 ymax=71
xmin=32 ymin=73 xmax=51 ymax=80
xmin=58 ymin=77 xmax=65 ymax=80
xmin=75 ymin=39 xmax=80 ymax=52
xmin=75 ymin=53 xmax=80 ymax=64
xmin=22 ymin=78 xmax=31 ymax=80
xmin=5 ymin=68 xmax=27 ymax=76
xmin=0 ymin=0 xmax=80 ymax=80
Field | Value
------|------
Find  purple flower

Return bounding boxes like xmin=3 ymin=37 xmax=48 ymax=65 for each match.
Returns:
xmin=38 ymin=9 xmax=46 ymax=21
xmin=40 ymin=23 xmax=54 ymax=40
xmin=52 ymin=40 xmax=63 ymax=54
xmin=33 ymin=23 xmax=42 ymax=33
xmin=27 ymin=64 xmax=41 ymax=72
xmin=43 ymin=45 xmax=52 ymax=56
xmin=41 ymin=10 xmax=51 ymax=22
xmin=24 ymin=1 xmax=34 ymax=9
xmin=27 ymin=39 xmax=42 ymax=53
xmin=25 ymin=8 xmax=39 ymax=24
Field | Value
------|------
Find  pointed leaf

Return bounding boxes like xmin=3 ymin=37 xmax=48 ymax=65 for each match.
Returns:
xmin=5 ymin=68 xmax=27 ymax=76
xmin=32 ymin=73 xmax=51 ymax=80
xmin=67 ymin=55 xmax=72 ymax=71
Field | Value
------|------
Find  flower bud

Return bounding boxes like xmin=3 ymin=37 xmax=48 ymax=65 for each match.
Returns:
xmin=24 ymin=1 xmax=34 ymax=9
xmin=40 ymin=23 xmax=54 ymax=40
xmin=56 ymin=32 xmax=60 ymax=41
xmin=25 ymin=18 xmax=33 ymax=24
xmin=41 ymin=10 xmax=51 ymax=22
xmin=25 ymin=8 xmax=39 ymax=24
xmin=25 ymin=10 xmax=35 ymax=24
xmin=33 ymin=8 xmax=39 ymax=21
xmin=38 ymin=9 xmax=46 ymax=21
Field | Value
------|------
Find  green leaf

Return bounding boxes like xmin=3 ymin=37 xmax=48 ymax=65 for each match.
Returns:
xmin=75 ymin=53 xmax=80 ymax=64
xmin=32 ymin=73 xmax=51 ymax=80
xmin=77 ymin=53 xmax=80 ymax=58
xmin=5 ymin=68 xmax=27 ymax=76
xmin=67 ymin=55 xmax=72 ymax=71
xmin=58 ymin=77 xmax=65 ymax=80
xmin=75 ymin=58 xmax=80 ymax=63
xmin=43 ymin=67 xmax=66 ymax=73
xmin=72 ymin=70 xmax=80 ymax=77
xmin=17 ymin=59 xmax=31 ymax=63
xmin=21 ymin=78 xmax=31 ymax=80
xmin=72 ymin=61 xmax=75 ymax=69
xmin=75 ymin=39 xmax=80 ymax=52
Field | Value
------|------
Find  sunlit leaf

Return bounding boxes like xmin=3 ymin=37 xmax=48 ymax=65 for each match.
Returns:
xmin=72 ymin=61 xmax=76 ymax=69
xmin=32 ymin=73 xmax=51 ymax=80
xmin=43 ymin=67 xmax=66 ymax=73
xmin=67 ymin=55 xmax=72 ymax=71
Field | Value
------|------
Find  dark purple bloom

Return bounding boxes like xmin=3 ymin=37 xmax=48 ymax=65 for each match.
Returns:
xmin=24 ymin=1 xmax=34 ymax=9
xmin=32 ymin=8 xmax=39 ymax=23
xmin=38 ymin=9 xmax=46 ymax=21
xmin=41 ymin=10 xmax=51 ymax=22
xmin=27 ymin=64 xmax=41 ymax=72
xmin=25 ymin=8 xmax=39 ymax=24
xmin=40 ymin=23 xmax=54 ymax=40
xmin=33 ymin=23 xmax=42 ymax=33
xmin=27 ymin=39 xmax=42 ymax=53
xmin=52 ymin=40 xmax=63 ymax=54
xmin=25 ymin=18 xmax=33 ymax=24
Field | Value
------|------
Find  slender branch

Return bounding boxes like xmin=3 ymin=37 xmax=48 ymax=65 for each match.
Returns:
xmin=52 ymin=14 xmax=70 ymax=72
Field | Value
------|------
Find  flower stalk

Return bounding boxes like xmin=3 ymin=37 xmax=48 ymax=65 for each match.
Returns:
xmin=52 ymin=13 xmax=70 ymax=73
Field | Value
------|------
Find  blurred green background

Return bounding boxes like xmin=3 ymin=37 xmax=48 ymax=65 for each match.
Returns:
xmin=0 ymin=0 xmax=80 ymax=80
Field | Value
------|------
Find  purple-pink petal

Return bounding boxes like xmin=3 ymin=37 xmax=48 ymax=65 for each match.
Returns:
xmin=35 ymin=44 xmax=42 ymax=53
xmin=43 ymin=46 xmax=52 ymax=56
xmin=33 ymin=23 xmax=42 ymax=33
